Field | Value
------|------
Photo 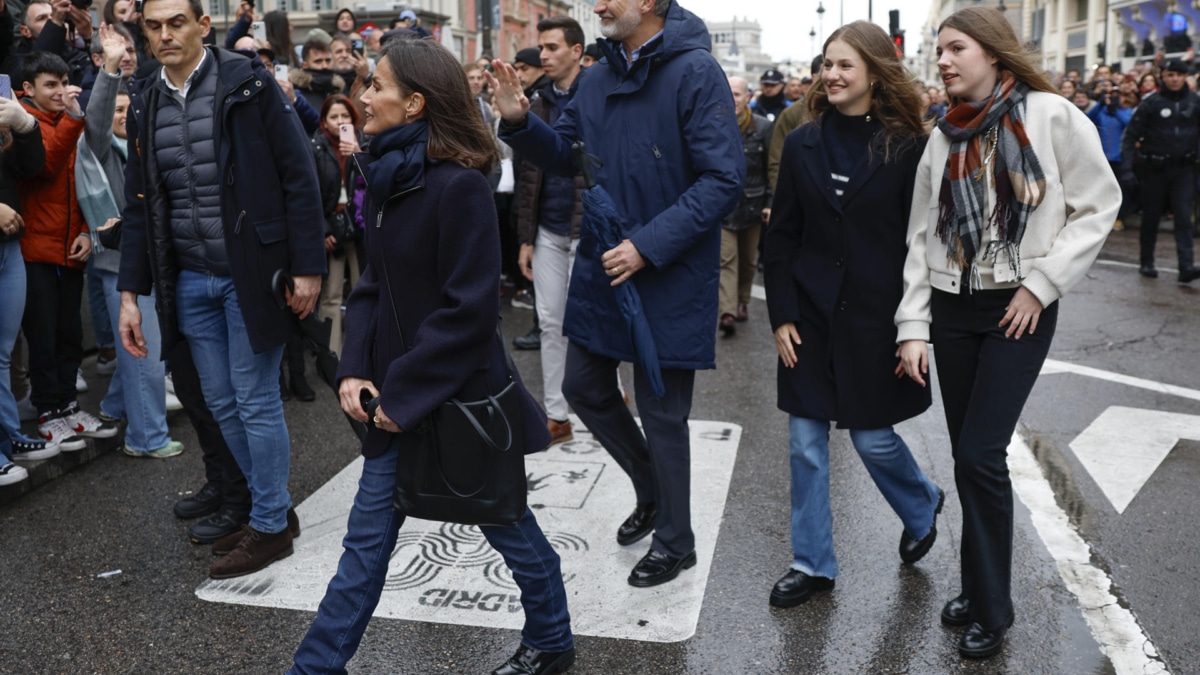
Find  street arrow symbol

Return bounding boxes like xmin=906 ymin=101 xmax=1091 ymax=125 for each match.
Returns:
xmin=1070 ymin=406 xmax=1200 ymax=514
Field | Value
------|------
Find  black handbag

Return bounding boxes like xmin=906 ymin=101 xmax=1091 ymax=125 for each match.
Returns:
xmin=330 ymin=208 xmax=359 ymax=245
xmin=378 ymin=256 xmax=528 ymax=526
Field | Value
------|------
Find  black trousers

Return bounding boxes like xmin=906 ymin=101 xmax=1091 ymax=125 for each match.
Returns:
xmin=23 ymin=262 xmax=84 ymax=412
xmin=561 ymin=341 xmax=696 ymax=558
xmin=169 ymin=338 xmax=251 ymax=512
xmin=1138 ymin=163 xmax=1196 ymax=270
xmin=930 ymin=288 xmax=1058 ymax=631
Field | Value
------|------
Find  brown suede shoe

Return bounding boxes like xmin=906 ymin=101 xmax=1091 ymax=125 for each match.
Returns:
xmin=208 ymin=525 xmax=294 ymax=579
xmin=548 ymin=419 xmax=574 ymax=446
xmin=212 ymin=508 xmax=301 ymax=556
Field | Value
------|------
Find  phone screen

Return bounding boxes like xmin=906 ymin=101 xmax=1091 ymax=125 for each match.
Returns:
xmin=339 ymin=123 xmax=355 ymax=145
xmin=274 ymin=64 xmax=289 ymax=79
xmin=251 ymin=21 xmax=266 ymax=44
xmin=0 ymin=75 xmax=12 ymax=100
xmin=351 ymin=38 xmax=364 ymax=56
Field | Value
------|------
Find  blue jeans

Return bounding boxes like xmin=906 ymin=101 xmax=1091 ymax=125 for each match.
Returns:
xmin=175 ymin=270 xmax=290 ymax=533
xmin=788 ymin=416 xmax=940 ymax=580
xmin=290 ymin=442 xmax=574 ymax=674
xmin=98 ymin=269 xmax=169 ymax=451
xmin=86 ymin=257 xmax=114 ymax=350
xmin=0 ymin=241 xmax=26 ymax=442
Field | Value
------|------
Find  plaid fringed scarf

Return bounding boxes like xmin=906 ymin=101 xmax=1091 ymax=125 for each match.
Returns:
xmin=936 ymin=71 xmax=1046 ymax=290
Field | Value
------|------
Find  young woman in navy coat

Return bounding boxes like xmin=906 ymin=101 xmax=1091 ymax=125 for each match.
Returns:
xmin=289 ymin=38 xmax=575 ymax=675
xmin=762 ymin=21 xmax=943 ymax=609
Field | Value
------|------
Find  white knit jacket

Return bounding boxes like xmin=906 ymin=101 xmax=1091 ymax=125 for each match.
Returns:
xmin=895 ymin=91 xmax=1120 ymax=343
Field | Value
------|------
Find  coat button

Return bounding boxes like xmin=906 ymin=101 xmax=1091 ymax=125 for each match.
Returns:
xmin=836 ymin=258 xmax=844 ymax=267
xmin=951 ymin=280 xmax=957 ymax=287
xmin=838 ymin=300 xmax=848 ymax=310
xmin=243 ymin=89 xmax=250 ymax=95
xmin=255 ymin=80 xmax=262 ymax=86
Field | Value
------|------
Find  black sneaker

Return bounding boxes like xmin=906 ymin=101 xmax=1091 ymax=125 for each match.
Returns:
xmin=174 ymin=483 xmax=224 ymax=519
xmin=188 ymin=506 xmax=250 ymax=544
xmin=513 ymin=327 xmax=541 ymax=351
xmin=11 ymin=437 xmax=62 ymax=461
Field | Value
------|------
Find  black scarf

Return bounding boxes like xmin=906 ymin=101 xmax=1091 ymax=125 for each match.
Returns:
xmin=365 ymin=120 xmax=428 ymax=207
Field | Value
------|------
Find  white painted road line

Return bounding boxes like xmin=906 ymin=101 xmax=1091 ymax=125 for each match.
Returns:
xmin=1042 ymin=359 xmax=1200 ymax=403
xmin=197 ymin=418 xmax=742 ymax=643
xmin=1095 ymin=259 xmax=1180 ymax=275
xmin=1008 ymin=432 xmax=1170 ymax=675
xmin=751 ymin=283 xmax=766 ymax=301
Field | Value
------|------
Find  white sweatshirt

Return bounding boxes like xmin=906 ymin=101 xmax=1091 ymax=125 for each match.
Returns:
xmin=895 ymin=91 xmax=1121 ymax=343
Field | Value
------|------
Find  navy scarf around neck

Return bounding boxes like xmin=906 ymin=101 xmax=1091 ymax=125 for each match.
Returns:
xmin=366 ymin=120 xmax=429 ymax=207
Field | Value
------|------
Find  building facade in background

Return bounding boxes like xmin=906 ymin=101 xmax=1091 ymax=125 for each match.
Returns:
xmin=706 ymin=17 xmax=777 ymax=83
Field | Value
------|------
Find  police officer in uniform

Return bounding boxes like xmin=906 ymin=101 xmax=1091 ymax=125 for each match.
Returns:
xmin=1121 ymin=58 xmax=1200 ymax=283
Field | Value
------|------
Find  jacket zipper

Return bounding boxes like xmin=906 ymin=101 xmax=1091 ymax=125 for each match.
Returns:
xmin=234 ymin=210 xmax=245 ymax=234
xmin=651 ymin=144 xmax=662 ymax=159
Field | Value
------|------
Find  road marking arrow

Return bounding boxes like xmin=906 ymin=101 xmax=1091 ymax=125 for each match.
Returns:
xmin=1070 ymin=406 xmax=1200 ymax=514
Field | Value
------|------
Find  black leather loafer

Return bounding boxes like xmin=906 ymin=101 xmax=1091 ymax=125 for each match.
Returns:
xmin=958 ymin=612 xmax=1015 ymax=659
xmin=1139 ymin=264 xmax=1159 ymax=278
xmin=492 ymin=644 xmax=575 ymax=675
xmin=769 ymin=569 xmax=835 ymax=608
xmin=899 ymin=488 xmax=944 ymax=564
xmin=1180 ymin=267 xmax=1200 ymax=284
xmin=173 ymin=482 xmax=223 ymax=520
xmin=941 ymin=594 xmax=971 ymax=626
xmin=628 ymin=549 xmax=697 ymax=588
xmin=616 ymin=503 xmax=656 ymax=546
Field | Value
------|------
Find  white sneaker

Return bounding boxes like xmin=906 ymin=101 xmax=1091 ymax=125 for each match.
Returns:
xmin=165 ymin=373 xmax=176 ymax=396
xmin=36 ymin=411 xmax=87 ymax=452
xmin=61 ymin=402 xmax=119 ymax=439
xmin=0 ymin=462 xmax=28 ymax=486
xmin=16 ymin=394 xmax=37 ymax=422
xmin=10 ymin=436 xmax=61 ymax=461
xmin=76 ymin=368 xmax=88 ymax=393
xmin=166 ymin=391 xmax=183 ymax=412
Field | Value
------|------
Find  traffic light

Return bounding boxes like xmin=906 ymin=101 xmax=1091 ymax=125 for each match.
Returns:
xmin=889 ymin=10 xmax=905 ymax=57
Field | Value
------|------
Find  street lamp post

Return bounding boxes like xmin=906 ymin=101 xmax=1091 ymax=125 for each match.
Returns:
xmin=817 ymin=1 xmax=825 ymax=41
xmin=810 ymin=26 xmax=817 ymax=59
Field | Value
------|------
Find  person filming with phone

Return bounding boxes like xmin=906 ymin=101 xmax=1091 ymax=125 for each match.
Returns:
xmin=117 ymin=0 xmax=326 ymax=579
xmin=288 ymin=36 xmax=575 ymax=675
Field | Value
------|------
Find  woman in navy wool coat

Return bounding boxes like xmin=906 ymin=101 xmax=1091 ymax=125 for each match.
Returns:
xmin=762 ymin=22 xmax=943 ymax=610
xmin=289 ymin=38 xmax=574 ymax=675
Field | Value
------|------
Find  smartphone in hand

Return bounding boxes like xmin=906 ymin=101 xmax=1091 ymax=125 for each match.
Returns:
xmin=274 ymin=63 xmax=289 ymax=80
xmin=251 ymin=20 xmax=266 ymax=44
xmin=339 ymin=123 xmax=355 ymax=145
xmin=351 ymin=38 xmax=364 ymax=56
xmin=0 ymin=74 xmax=12 ymax=100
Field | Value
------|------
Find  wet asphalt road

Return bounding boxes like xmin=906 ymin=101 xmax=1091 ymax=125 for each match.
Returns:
xmin=1 ymin=226 xmax=1196 ymax=674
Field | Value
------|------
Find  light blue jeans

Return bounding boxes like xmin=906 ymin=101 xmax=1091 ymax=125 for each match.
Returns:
xmin=788 ymin=416 xmax=940 ymax=580
xmin=86 ymin=257 xmax=114 ymax=350
xmin=0 ymin=240 xmax=30 ymax=446
xmin=98 ymin=269 xmax=169 ymax=451
xmin=175 ymin=270 xmax=290 ymax=533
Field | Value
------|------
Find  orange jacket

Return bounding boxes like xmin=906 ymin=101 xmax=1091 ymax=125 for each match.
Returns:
xmin=17 ymin=101 xmax=87 ymax=268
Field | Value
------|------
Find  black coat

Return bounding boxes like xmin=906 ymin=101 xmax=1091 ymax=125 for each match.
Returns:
xmin=0 ymin=124 xmax=45 ymax=244
xmin=119 ymin=47 xmax=328 ymax=356
xmin=338 ymin=157 xmax=551 ymax=459
xmin=763 ymin=117 xmax=931 ymax=429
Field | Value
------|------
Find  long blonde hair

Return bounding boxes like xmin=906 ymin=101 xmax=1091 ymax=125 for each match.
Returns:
xmin=807 ymin=21 xmax=927 ymax=160
xmin=938 ymin=7 xmax=1058 ymax=102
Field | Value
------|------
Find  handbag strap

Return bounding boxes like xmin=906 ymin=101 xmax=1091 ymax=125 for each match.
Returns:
xmin=377 ymin=244 xmax=517 ymax=383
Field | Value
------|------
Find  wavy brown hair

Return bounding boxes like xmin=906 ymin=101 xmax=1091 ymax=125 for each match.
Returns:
xmin=807 ymin=21 xmax=927 ymax=160
xmin=378 ymin=37 xmax=497 ymax=173
xmin=938 ymin=7 xmax=1057 ymax=100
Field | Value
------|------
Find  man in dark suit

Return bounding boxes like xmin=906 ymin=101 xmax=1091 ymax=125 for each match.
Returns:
xmin=116 ymin=0 xmax=326 ymax=579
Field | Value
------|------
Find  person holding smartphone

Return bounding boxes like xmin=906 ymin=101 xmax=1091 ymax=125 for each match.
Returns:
xmin=310 ymin=94 xmax=365 ymax=355
xmin=289 ymin=37 xmax=573 ymax=675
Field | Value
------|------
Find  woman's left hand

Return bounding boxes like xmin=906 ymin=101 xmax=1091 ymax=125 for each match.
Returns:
xmin=325 ymin=234 xmax=337 ymax=251
xmin=373 ymin=405 xmax=402 ymax=433
xmin=998 ymin=286 xmax=1044 ymax=339
xmin=339 ymin=138 xmax=360 ymax=156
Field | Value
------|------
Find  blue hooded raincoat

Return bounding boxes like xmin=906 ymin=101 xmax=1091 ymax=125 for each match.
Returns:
xmin=502 ymin=1 xmax=744 ymax=370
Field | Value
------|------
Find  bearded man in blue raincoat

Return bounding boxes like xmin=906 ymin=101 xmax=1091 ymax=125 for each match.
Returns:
xmin=491 ymin=0 xmax=744 ymax=588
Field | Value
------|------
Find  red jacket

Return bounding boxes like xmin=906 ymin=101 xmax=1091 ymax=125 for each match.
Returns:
xmin=17 ymin=101 xmax=87 ymax=268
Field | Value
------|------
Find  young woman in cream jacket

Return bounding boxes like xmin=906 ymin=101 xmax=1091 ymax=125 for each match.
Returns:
xmin=895 ymin=6 xmax=1119 ymax=661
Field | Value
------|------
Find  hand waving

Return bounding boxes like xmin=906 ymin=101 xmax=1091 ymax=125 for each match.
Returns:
xmin=98 ymin=22 xmax=126 ymax=73
xmin=483 ymin=60 xmax=530 ymax=124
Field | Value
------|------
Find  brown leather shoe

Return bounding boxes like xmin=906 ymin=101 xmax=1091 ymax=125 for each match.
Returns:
xmin=735 ymin=303 xmax=749 ymax=322
xmin=208 ymin=525 xmax=294 ymax=579
xmin=719 ymin=314 xmax=736 ymax=337
xmin=212 ymin=508 xmax=301 ymax=556
xmin=548 ymin=419 xmax=574 ymax=446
